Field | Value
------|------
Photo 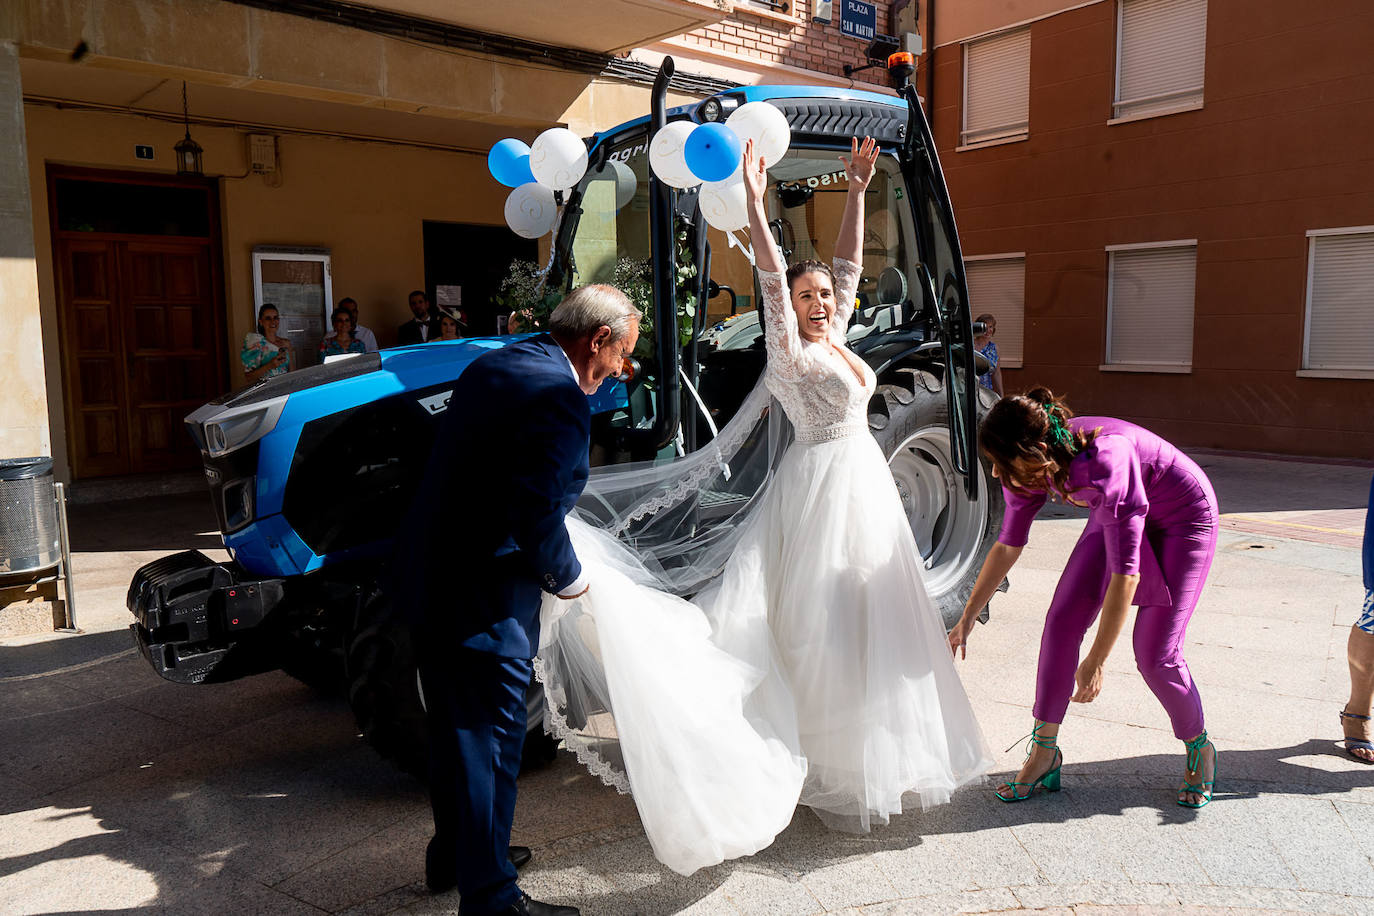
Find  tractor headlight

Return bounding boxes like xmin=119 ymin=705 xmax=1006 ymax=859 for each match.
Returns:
xmin=192 ymin=396 xmax=287 ymax=458
xmin=699 ymin=98 xmax=724 ymax=123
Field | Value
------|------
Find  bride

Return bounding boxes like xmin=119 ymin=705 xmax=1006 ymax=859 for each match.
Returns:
xmin=535 ymin=137 xmax=992 ymax=876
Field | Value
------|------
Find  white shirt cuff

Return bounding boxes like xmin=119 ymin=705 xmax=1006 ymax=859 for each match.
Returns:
xmin=557 ymin=572 xmax=589 ymax=598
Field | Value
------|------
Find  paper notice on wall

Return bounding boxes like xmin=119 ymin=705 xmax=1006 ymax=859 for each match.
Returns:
xmin=435 ymin=285 xmax=462 ymax=307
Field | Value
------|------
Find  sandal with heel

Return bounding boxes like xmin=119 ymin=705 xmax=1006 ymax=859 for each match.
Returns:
xmin=1339 ymin=709 xmax=1374 ymax=764
xmin=1177 ymin=730 xmax=1217 ymax=808
xmin=996 ymin=721 xmax=1063 ymax=803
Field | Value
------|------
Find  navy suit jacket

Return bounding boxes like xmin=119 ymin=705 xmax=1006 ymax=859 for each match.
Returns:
xmin=402 ymin=334 xmax=589 ymax=658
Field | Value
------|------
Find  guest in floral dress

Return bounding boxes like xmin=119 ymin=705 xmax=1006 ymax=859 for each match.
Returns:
xmin=241 ymin=303 xmax=292 ymax=384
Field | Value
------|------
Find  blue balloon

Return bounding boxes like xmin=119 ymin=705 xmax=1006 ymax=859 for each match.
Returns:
xmin=684 ymin=123 xmax=742 ymax=183
xmin=489 ymin=138 xmax=535 ymax=188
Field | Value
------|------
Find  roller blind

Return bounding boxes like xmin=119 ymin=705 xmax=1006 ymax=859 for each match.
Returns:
xmin=965 ymin=257 xmax=1025 ymax=367
xmin=1115 ymin=0 xmax=1207 ymax=120
xmin=1107 ymin=245 xmax=1196 ymax=366
xmin=1305 ymin=231 xmax=1374 ymax=371
xmin=962 ymin=27 xmax=1031 ymax=146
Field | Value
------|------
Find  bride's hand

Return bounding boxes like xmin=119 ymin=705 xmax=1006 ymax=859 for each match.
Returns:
xmin=742 ymin=138 xmax=767 ymax=205
xmin=840 ymin=136 xmax=878 ymax=190
xmin=947 ymin=614 xmax=975 ymax=660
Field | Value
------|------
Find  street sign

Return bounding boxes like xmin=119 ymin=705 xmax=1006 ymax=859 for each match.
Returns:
xmin=840 ymin=0 xmax=876 ymax=42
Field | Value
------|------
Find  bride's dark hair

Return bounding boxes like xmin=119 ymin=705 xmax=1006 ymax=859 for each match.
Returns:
xmin=980 ymin=387 xmax=1097 ymax=496
xmin=785 ymin=259 xmax=834 ymax=291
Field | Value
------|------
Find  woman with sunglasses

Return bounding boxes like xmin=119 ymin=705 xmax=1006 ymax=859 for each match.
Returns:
xmin=948 ymin=388 xmax=1220 ymax=808
xmin=320 ymin=308 xmax=366 ymax=358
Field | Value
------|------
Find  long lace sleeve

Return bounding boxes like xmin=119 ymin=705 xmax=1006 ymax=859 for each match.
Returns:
xmin=830 ymin=256 xmax=862 ymax=334
xmin=758 ymin=267 xmax=809 ymax=379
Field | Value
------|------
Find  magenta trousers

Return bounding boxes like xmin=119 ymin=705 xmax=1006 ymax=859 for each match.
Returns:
xmin=1033 ymin=487 xmax=1219 ymax=740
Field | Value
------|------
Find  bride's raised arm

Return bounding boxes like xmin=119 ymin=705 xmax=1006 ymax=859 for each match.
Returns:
xmin=830 ymin=136 xmax=879 ymax=331
xmin=743 ymin=138 xmax=806 ymax=375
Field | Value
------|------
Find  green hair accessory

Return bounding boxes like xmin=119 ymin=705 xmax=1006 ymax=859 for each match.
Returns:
xmin=1043 ymin=405 xmax=1073 ymax=448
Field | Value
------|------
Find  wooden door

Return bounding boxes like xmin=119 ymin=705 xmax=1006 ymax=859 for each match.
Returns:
xmin=56 ymin=238 xmax=220 ymax=477
xmin=121 ymin=241 xmax=218 ymax=472
xmin=50 ymin=168 xmax=225 ymax=479
xmin=58 ymin=238 xmax=130 ymax=478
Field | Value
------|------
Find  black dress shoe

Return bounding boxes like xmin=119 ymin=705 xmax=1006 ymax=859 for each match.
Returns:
xmin=501 ymin=892 xmax=579 ymax=916
xmin=508 ymin=845 xmax=532 ymax=869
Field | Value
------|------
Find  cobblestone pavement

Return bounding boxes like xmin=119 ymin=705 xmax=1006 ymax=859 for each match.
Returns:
xmin=1 ymin=452 xmax=1371 ymax=915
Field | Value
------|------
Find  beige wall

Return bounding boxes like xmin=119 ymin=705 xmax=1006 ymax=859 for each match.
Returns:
xmin=933 ymin=0 xmax=1105 ymax=46
xmin=0 ymin=43 xmax=50 ymax=461
xmin=25 ymin=104 xmax=516 ymax=479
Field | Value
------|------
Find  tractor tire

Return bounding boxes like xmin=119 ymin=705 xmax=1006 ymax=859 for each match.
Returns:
xmin=346 ymin=586 xmax=430 ymax=779
xmin=868 ymin=370 xmax=1006 ymax=629
xmin=345 ymin=586 xmax=557 ymax=780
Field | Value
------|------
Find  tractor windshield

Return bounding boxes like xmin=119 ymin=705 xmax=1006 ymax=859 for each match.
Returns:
xmin=560 ymin=132 xmax=925 ymax=435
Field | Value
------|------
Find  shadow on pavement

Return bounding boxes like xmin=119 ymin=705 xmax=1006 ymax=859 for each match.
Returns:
xmin=67 ymin=490 xmax=223 ymax=554
xmin=0 ymin=628 xmax=136 ymax=679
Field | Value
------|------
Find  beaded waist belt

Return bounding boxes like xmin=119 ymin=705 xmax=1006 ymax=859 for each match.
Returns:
xmin=796 ymin=422 xmax=868 ymax=443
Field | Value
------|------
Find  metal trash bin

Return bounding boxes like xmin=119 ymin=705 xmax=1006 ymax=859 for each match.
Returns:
xmin=0 ymin=457 xmax=60 ymax=575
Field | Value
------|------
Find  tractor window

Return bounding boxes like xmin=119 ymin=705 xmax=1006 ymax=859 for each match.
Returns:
xmin=701 ymin=148 xmax=917 ymax=350
xmin=570 ymin=136 xmax=652 ymax=311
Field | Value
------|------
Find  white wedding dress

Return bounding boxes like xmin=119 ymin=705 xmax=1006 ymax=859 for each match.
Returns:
xmin=536 ymin=256 xmax=992 ymax=876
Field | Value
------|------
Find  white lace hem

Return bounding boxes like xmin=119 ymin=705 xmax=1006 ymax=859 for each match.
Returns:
xmin=531 ymin=655 xmax=632 ymax=795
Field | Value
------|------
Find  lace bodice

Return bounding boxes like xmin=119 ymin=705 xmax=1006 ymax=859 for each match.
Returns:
xmin=759 ymin=256 xmax=875 ymax=438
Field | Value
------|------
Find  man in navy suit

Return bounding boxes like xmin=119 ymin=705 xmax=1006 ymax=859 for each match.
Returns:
xmin=405 ymin=284 xmax=640 ymax=916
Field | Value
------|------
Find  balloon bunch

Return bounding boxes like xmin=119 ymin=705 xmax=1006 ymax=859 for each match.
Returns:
xmin=488 ymin=127 xmax=594 ymax=239
xmin=649 ymin=102 xmax=791 ymax=233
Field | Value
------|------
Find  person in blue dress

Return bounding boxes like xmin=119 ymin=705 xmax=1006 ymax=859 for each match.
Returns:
xmin=975 ymin=312 xmax=1003 ymax=396
xmin=1340 ymin=473 xmax=1374 ymax=763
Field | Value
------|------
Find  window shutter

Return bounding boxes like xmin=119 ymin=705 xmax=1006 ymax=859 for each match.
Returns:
xmin=1115 ymin=0 xmax=1207 ymax=120
xmin=1306 ymin=232 xmax=1374 ymax=371
xmin=965 ymin=257 xmax=1025 ymax=367
xmin=962 ymin=27 xmax=1031 ymax=146
xmin=1107 ymin=245 xmax=1195 ymax=366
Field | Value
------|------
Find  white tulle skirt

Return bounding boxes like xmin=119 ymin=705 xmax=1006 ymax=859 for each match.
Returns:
xmin=537 ymin=431 xmax=992 ymax=875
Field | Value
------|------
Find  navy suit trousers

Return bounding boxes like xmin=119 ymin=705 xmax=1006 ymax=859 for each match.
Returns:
xmin=419 ymin=646 xmax=532 ymax=914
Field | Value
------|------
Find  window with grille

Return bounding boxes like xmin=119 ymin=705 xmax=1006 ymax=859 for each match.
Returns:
xmin=1114 ymin=0 xmax=1207 ymax=121
xmin=964 ymin=255 xmax=1025 ymax=368
xmin=1105 ymin=242 xmax=1196 ymax=369
xmin=1303 ymin=228 xmax=1374 ymax=374
xmin=961 ymin=27 xmax=1030 ymax=147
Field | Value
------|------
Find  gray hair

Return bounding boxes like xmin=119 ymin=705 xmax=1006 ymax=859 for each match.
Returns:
xmin=549 ymin=284 xmax=640 ymax=342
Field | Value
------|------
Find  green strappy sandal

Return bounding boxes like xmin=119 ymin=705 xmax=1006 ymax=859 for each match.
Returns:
xmin=1339 ymin=709 xmax=1374 ymax=763
xmin=1178 ymin=730 xmax=1217 ymax=808
xmin=996 ymin=722 xmax=1063 ymax=802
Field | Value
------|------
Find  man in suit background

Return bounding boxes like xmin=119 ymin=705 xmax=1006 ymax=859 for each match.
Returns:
xmin=403 ymin=284 xmax=640 ymax=916
xmin=397 ymin=289 xmax=443 ymax=345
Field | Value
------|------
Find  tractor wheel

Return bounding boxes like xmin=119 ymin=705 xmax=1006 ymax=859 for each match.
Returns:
xmin=868 ymin=371 xmax=1006 ymax=628
xmin=345 ymin=586 xmax=557 ymax=780
xmin=346 ymin=586 xmax=429 ymax=779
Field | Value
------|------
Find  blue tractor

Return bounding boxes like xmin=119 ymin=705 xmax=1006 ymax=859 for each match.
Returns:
xmin=128 ymin=57 xmax=1004 ymax=776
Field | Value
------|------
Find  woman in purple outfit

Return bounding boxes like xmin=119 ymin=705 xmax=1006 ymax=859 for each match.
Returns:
xmin=948 ymin=388 xmax=1219 ymax=807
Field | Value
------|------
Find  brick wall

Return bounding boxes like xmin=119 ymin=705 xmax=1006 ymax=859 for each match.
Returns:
xmin=676 ymin=1 xmax=894 ymax=89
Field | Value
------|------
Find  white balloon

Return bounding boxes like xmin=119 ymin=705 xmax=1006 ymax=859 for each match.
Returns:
xmin=591 ymin=159 xmax=638 ymax=210
xmin=726 ymin=101 xmax=792 ymax=167
xmin=504 ymin=182 xmax=558 ymax=238
xmin=698 ymin=172 xmax=749 ymax=232
xmin=649 ymin=121 xmax=701 ymax=190
xmin=529 ymin=127 xmax=588 ymax=191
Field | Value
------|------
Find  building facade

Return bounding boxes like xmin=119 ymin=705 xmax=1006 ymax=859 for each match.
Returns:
xmin=924 ymin=0 xmax=1374 ymax=458
xmin=1 ymin=0 xmax=901 ymax=482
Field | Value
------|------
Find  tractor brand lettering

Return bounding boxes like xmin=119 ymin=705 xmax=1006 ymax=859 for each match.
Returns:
xmin=779 ymin=170 xmax=848 ymax=191
xmin=419 ymin=390 xmax=454 ymax=415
